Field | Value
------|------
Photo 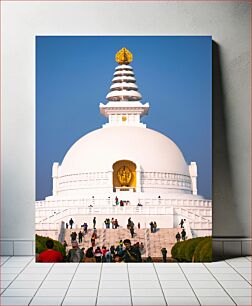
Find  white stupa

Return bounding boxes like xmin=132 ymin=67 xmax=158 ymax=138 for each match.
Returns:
xmin=36 ymin=48 xmax=212 ymax=238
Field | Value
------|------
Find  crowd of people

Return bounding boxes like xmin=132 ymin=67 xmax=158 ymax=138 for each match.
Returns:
xmin=37 ymin=238 xmax=144 ymax=263
xmin=46 ymin=216 xmax=187 ymax=264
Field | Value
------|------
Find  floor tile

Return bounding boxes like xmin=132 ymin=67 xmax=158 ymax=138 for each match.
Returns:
xmin=7 ymin=256 xmax=33 ymax=261
xmin=154 ymin=263 xmax=179 ymax=267
xmin=219 ymin=280 xmax=252 ymax=288
xmin=101 ymin=274 xmax=128 ymax=281
xmin=70 ymin=280 xmax=99 ymax=288
xmin=2 ymin=288 xmax=37 ymax=296
xmin=232 ymin=296 xmax=252 ymax=305
xmin=225 ymin=288 xmax=252 ymax=296
xmin=1 ymin=274 xmax=18 ymax=281
xmin=0 ymin=280 xmax=13 ymax=288
xmin=193 ymin=288 xmax=228 ymax=296
xmin=102 ymin=265 xmax=127 ymax=271
xmin=189 ymin=280 xmax=222 ymax=288
xmin=74 ymin=273 xmax=100 ymax=281
xmin=204 ymin=262 xmax=230 ymax=267
xmin=30 ymin=296 xmax=64 ymax=305
xmin=35 ymin=287 xmax=67 ymax=296
xmin=207 ymin=267 xmax=236 ymax=274
xmin=0 ymin=257 xmax=10 ymax=264
xmin=132 ymin=296 xmax=166 ymax=305
xmin=128 ymin=268 xmax=155 ymax=274
xmin=241 ymin=273 xmax=252 ymax=283
xmin=155 ymin=267 xmax=182 ymax=273
xmin=158 ymin=273 xmax=186 ymax=281
xmin=40 ymin=280 xmax=71 ymax=288
xmin=26 ymin=262 xmax=53 ymax=268
xmin=129 ymin=273 xmax=158 ymax=281
xmin=186 ymin=273 xmax=215 ymax=281
xmin=214 ymin=273 xmax=246 ymax=281
xmin=99 ymin=280 xmax=129 ymax=288
xmin=97 ymin=296 xmax=132 ymax=305
xmin=163 ymin=288 xmax=195 ymax=296
xmin=50 ymin=268 xmax=77 ymax=274
xmin=165 ymin=296 xmax=200 ymax=305
xmin=75 ymin=269 xmax=102 ymax=274
xmin=66 ymin=288 xmax=98 ymax=296
xmin=234 ymin=267 xmax=251 ymax=274
xmin=160 ymin=280 xmax=191 ymax=288
xmin=98 ymin=288 xmax=131 ymax=296
xmin=130 ymin=281 xmax=161 ymax=289
xmin=198 ymin=296 xmax=236 ymax=305
xmin=22 ymin=268 xmax=49 ymax=275
xmin=15 ymin=273 xmax=46 ymax=281
xmin=181 ymin=267 xmax=209 ymax=274
xmin=226 ymin=258 xmax=250 ymax=263
xmin=1 ymin=267 xmax=24 ymax=274
xmin=62 ymin=296 xmax=96 ymax=305
xmin=0 ymin=296 xmax=32 ymax=305
xmin=8 ymin=280 xmax=42 ymax=289
xmin=45 ymin=273 xmax=73 ymax=281
xmin=228 ymin=262 xmax=252 ymax=268
xmin=2 ymin=262 xmax=29 ymax=268
xmin=131 ymin=288 xmax=163 ymax=296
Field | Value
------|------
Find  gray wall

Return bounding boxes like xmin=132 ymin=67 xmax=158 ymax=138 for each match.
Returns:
xmin=1 ymin=1 xmax=250 ymax=256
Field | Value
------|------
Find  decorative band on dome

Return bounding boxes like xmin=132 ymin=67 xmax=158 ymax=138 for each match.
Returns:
xmin=115 ymin=65 xmax=133 ymax=71
xmin=112 ymin=76 xmax=136 ymax=83
xmin=110 ymin=82 xmax=138 ymax=90
xmin=106 ymin=90 xmax=142 ymax=101
xmin=114 ymin=70 xmax=135 ymax=77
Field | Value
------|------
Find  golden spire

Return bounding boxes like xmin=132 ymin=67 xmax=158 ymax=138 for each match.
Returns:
xmin=115 ymin=47 xmax=133 ymax=65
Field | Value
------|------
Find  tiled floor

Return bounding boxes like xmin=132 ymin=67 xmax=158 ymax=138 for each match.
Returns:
xmin=0 ymin=256 xmax=251 ymax=305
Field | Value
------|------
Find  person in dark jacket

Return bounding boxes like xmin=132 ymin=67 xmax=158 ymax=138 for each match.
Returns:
xmin=176 ymin=232 xmax=181 ymax=242
xmin=122 ymin=239 xmax=142 ymax=262
xmin=78 ymin=231 xmax=83 ymax=243
xmin=93 ymin=217 xmax=96 ymax=229
xmin=181 ymin=228 xmax=186 ymax=241
xmin=69 ymin=218 xmax=74 ymax=229
xmin=161 ymin=247 xmax=167 ymax=262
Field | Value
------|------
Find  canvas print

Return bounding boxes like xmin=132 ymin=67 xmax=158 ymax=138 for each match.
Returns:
xmin=36 ymin=36 xmax=212 ymax=263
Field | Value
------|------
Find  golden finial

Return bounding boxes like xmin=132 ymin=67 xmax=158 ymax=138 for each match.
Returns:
xmin=115 ymin=47 xmax=133 ymax=65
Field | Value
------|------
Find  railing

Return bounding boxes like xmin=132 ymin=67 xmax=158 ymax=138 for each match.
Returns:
xmin=36 ymin=198 xmax=212 ymax=209
xmin=174 ymin=207 xmax=212 ymax=223
xmin=36 ymin=223 xmax=59 ymax=230
xmin=36 ymin=206 xmax=175 ymax=224
xmin=189 ymin=221 xmax=212 ymax=229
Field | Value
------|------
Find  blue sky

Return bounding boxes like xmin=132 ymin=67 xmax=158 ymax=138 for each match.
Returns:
xmin=36 ymin=36 xmax=212 ymax=200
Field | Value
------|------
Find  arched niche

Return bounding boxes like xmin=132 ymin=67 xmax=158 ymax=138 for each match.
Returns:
xmin=113 ymin=160 xmax=136 ymax=192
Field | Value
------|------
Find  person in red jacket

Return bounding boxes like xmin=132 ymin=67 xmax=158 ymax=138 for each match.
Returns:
xmin=37 ymin=239 xmax=64 ymax=262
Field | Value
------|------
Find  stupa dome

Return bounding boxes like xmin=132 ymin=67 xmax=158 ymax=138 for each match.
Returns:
xmin=60 ymin=126 xmax=189 ymax=176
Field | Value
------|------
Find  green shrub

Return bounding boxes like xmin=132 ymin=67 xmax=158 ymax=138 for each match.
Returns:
xmin=171 ymin=241 xmax=182 ymax=259
xmin=193 ymin=237 xmax=212 ymax=262
xmin=184 ymin=237 xmax=203 ymax=262
xmin=35 ymin=234 xmax=66 ymax=257
xmin=177 ymin=240 xmax=190 ymax=262
xmin=171 ymin=236 xmax=212 ymax=262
